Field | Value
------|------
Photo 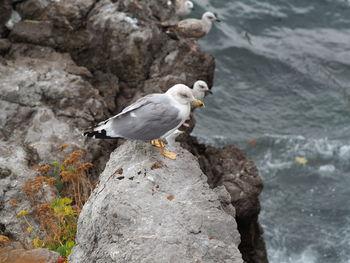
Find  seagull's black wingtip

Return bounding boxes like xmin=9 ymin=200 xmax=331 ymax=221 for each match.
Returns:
xmin=83 ymin=129 xmax=116 ymax=139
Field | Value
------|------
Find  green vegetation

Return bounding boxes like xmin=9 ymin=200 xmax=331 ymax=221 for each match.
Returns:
xmin=16 ymin=145 xmax=93 ymax=260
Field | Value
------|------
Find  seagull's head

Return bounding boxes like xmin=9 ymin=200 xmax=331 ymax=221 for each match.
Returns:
xmin=203 ymin=12 xmax=221 ymax=22
xmin=167 ymin=84 xmax=205 ymax=107
xmin=193 ymin=80 xmax=212 ymax=99
xmin=185 ymin=1 xmax=194 ymax=10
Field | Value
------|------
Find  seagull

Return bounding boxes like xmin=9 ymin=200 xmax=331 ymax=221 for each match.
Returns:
xmin=175 ymin=0 xmax=194 ymax=18
xmin=83 ymin=84 xmax=204 ymax=160
xmin=164 ymin=80 xmax=212 ymax=145
xmin=192 ymin=80 xmax=212 ymax=102
xmin=169 ymin=11 xmax=220 ymax=40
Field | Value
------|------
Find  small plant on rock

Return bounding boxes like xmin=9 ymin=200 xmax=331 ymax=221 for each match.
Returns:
xmin=17 ymin=145 xmax=94 ymax=260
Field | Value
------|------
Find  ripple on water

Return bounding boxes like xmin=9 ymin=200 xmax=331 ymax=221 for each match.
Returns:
xmin=192 ymin=0 xmax=350 ymax=262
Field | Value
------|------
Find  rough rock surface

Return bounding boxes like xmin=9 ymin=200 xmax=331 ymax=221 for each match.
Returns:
xmin=0 ymin=43 xmax=112 ymax=244
xmin=0 ymin=247 xmax=59 ymax=263
xmin=69 ymin=141 xmax=243 ymax=263
xmin=182 ymin=138 xmax=268 ymax=263
xmin=0 ymin=0 xmax=267 ymax=262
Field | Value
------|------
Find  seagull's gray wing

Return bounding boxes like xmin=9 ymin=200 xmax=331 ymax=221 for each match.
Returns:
xmin=97 ymin=94 xmax=158 ymax=126
xmin=121 ymin=94 xmax=158 ymax=114
xmin=85 ymin=94 xmax=182 ymax=140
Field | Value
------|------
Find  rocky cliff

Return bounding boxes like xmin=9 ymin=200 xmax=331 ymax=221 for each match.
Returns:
xmin=0 ymin=0 xmax=267 ymax=262
xmin=69 ymin=141 xmax=243 ymax=263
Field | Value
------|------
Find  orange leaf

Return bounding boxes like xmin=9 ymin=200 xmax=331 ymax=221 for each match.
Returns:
xmin=0 ymin=235 xmax=9 ymax=243
xmin=167 ymin=195 xmax=174 ymax=201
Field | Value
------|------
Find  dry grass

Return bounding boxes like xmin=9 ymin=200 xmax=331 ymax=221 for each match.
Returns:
xmin=17 ymin=145 xmax=94 ymax=259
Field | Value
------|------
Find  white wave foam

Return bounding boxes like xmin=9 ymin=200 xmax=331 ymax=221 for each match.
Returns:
xmin=339 ymin=145 xmax=350 ymax=160
xmin=318 ymin=164 xmax=336 ymax=176
xmin=268 ymin=246 xmax=318 ymax=263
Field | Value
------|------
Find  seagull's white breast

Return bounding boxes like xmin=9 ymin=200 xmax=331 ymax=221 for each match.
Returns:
xmin=161 ymin=94 xmax=190 ymax=139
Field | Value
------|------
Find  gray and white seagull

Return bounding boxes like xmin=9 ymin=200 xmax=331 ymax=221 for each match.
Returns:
xmin=83 ymin=84 xmax=204 ymax=159
xmin=170 ymin=11 xmax=220 ymax=39
xmin=165 ymin=80 xmax=212 ymax=146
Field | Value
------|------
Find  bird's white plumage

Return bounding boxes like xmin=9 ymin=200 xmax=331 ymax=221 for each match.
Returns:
xmin=161 ymin=84 xmax=193 ymax=138
xmin=165 ymin=129 xmax=184 ymax=146
xmin=192 ymin=80 xmax=210 ymax=101
xmin=176 ymin=0 xmax=194 ymax=17
xmin=164 ymin=80 xmax=210 ymax=144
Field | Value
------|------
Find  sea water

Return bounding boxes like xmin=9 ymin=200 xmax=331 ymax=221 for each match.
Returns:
xmin=192 ymin=0 xmax=350 ymax=262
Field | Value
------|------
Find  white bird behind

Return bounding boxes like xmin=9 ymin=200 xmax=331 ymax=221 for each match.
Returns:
xmin=175 ymin=0 xmax=194 ymax=18
xmin=165 ymin=80 xmax=212 ymax=145
xmin=192 ymin=80 xmax=212 ymax=101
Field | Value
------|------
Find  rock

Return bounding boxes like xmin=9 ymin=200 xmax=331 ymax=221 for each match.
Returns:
xmin=92 ymin=71 xmax=120 ymax=113
xmin=1 ymin=43 xmax=108 ymax=160
xmin=206 ymin=146 xmax=267 ymax=263
xmin=16 ymin=0 xmax=95 ymax=29
xmin=10 ymin=21 xmax=55 ymax=46
xmin=0 ymin=39 xmax=11 ymax=55
xmin=0 ymin=247 xmax=59 ymax=263
xmin=69 ymin=141 xmax=243 ymax=263
xmin=181 ymin=137 xmax=269 ymax=263
xmin=0 ymin=141 xmax=42 ymax=245
xmin=0 ymin=43 xmax=112 ymax=244
xmin=82 ymin=0 xmax=163 ymax=84
xmin=0 ymin=0 xmax=12 ymax=37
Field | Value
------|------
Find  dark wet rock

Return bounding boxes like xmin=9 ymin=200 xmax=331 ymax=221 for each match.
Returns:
xmin=0 ymin=0 xmax=12 ymax=37
xmin=10 ymin=21 xmax=55 ymax=46
xmin=92 ymin=71 xmax=119 ymax=113
xmin=83 ymin=0 xmax=161 ymax=83
xmin=181 ymin=136 xmax=269 ymax=263
xmin=16 ymin=0 xmax=95 ymax=29
xmin=69 ymin=141 xmax=243 ymax=263
xmin=0 ymin=38 xmax=11 ymax=55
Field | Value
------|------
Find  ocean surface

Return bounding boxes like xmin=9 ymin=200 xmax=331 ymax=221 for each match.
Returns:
xmin=191 ymin=1 xmax=350 ymax=262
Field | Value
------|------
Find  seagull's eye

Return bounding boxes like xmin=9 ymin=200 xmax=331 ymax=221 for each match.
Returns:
xmin=180 ymin=93 xmax=189 ymax=98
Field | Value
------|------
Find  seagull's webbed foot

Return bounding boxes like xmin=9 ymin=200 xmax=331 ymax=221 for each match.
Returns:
xmin=151 ymin=139 xmax=164 ymax=148
xmin=157 ymin=139 xmax=177 ymax=160
xmin=161 ymin=150 xmax=177 ymax=160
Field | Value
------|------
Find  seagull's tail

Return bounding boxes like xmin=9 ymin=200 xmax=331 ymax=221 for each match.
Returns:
xmin=83 ymin=130 xmax=114 ymax=139
xmin=83 ymin=123 xmax=117 ymax=139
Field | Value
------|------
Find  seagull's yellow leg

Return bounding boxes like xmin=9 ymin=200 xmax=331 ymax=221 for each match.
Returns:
xmin=151 ymin=139 xmax=164 ymax=148
xmin=158 ymin=139 xmax=177 ymax=160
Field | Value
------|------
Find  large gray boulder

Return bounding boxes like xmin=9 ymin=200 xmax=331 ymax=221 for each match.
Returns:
xmin=69 ymin=141 xmax=243 ymax=263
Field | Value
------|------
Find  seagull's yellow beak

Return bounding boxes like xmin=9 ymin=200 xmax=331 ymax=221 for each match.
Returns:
xmin=192 ymin=99 xmax=205 ymax=107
